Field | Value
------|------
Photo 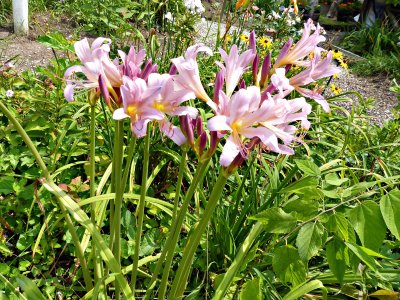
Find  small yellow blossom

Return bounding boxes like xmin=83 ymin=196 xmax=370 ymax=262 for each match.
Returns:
xmin=258 ymin=36 xmax=272 ymax=49
xmin=332 ymin=49 xmax=343 ymax=60
xmin=240 ymin=34 xmax=249 ymax=43
xmin=330 ymin=84 xmax=342 ymax=95
xmin=333 ymin=73 xmax=339 ymax=79
xmin=225 ymin=34 xmax=232 ymax=42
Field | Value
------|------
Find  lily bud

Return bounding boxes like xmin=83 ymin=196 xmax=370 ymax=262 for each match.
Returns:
xmin=141 ymin=59 xmax=156 ymax=80
xmin=249 ymin=31 xmax=256 ymax=52
xmin=260 ymin=53 xmax=271 ymax=88
xmin=169 ymin=63 xmax=177 ymax=75
xmin=198 ymin=131 xmax=207 ymax=156
xmin=98 ymin=74 xmax=111 ymax=108
xmin=208 ymin=131 xmax=219 ymax=155
xmin=196 ymin=116 xmax=203 ymax=136
xmin=213 ymin=70 xmax=225 ymax=105
xmin=239 ymin=79 xmax=246 ymax=90
xmin=252 ymin=54 xmax=259 ymax=85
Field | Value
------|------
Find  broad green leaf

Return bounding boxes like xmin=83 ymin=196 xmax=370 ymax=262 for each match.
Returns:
xmin=280 ymin=177 xmax=318 ymax=194
xmin=325 ymin=173 xmax=348 ymax=186
xmin=294 ymin=159 xmax=321 ymax=177
xmin=326 ymin=238 xmax=348 ymax=283
xmin=0 ymin=177 xmax=14 ymax=195
xmin=282 ymin=280 xmax=326 ymax=300
xmin=296 ymin=222 xmax=326 ymax=261
xmin=345 ymin=242 xmax=379 ymax=272
xmin=272 ymin=245 xmax=307 ymax=286
xmin=348 ymin=201 xmax=386 ymax=251
xmin=343 ymin=182 xmax=376 ymax=197
xmin=16 ymin=275 xmax=46 ymax=300
xmin=239 ymin=278 xmax=263 ymax=300
xmin=326 ymin=213 xmax=350 ymax=242
xmin=283 ymin=198 xmax=319 ymax=221
xmin=369 ymin=289 xmax=399 ymax=299
xmin=250 ymin=208 xmax=296 ymax=233
xmin=380 ymin=189 xmax=400 ymax=240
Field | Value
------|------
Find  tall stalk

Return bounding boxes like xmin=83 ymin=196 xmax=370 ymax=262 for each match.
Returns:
xmin=143 ymin=159 xmax=210 ymax=300
xmin=111 ymin=120 xmax=125 ymax=299
xmin=131 ymin=128 xmax=151 ymax=292
xmin=168 ymin=169 xmax=229 ymax=299
xmin=89 ymin=103 xmax=103 ymax=294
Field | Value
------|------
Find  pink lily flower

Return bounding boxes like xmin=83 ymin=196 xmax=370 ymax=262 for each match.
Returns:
xmin=216 ymin=44 xmax=256 ymax=97
xmin=207 ymin=86 xmax=311 ymax=166
xmin=171 ymin=44 xmax=216 ymax=110
xmin=113 ymin=76 xmax=164 ymax=138
xmin=64 ymin=37 xmax=122 ymax=102
xmin=271 ymin=51 xmax=341 ymax=112
xmin=273 ymin=19 xmax=326 ymax=69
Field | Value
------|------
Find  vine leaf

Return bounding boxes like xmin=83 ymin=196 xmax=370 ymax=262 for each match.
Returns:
xmin=296 ymin=222 xmax=326 ymax=261
xmin=250 ymin=208 xmax=296 ymax=233
xmin=380 ymin=189 xmax=400 ymax=241
xmin=348 ymin=201 xmax=386 ymax=251
xmin=272 ymin=245 xmax=307 ymax=286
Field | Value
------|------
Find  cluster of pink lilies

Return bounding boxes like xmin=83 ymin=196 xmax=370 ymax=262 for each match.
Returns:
xmin=64 ymin=19 xmax=341 ymax=167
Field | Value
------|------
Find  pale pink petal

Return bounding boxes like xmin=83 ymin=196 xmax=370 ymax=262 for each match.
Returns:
xmin=207 ymin=115 xmax=231 ymax=132
xmin=113 ymin=108 xmax=130 ymax=120
xmin=159 ymin=120 xmax=187 ymax=146
xmin=220 ymin=136 xmax=241 ymax=167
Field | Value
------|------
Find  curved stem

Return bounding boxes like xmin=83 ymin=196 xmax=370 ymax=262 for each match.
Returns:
xmin=0 ymin=101 xmax=93 ymax=291
xmin=168 ymin=169 xmax=228 ymax=299
xmin=143 ymin=160 xmax=210 ymax=300
xmin=131 ymin=128 xmax=151 ymax=292
xmin=213 ymin=222 xmax=264 ymax=300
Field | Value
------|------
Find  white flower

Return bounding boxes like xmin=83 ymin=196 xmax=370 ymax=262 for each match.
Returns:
xmin=165 ymin=12 xmax=173 ymax=21
xmin=201 ymin=17 xmax=206 ymax=23
xmin=184 ymin=0 xmax=205 ymax=14
xmin=6 ymin=90 xmax=14 ymax=98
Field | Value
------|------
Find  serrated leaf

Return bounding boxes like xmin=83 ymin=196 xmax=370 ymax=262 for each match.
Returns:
xmin=296 ymin=222 xmax=326 ymax=261
xmin=348 ymin=201 xmax=386 ymax=251
xmin=239 ymin=278 xmax=263 ymax=300
xmin=380 ymin=189 xmax=400 ymax=240
xmin=345 ymin=242 xmax=379 ymax=272
xmin=272 ymin=245 xmax=307 ymax=286
xmin=326 ymin=213 xmax=350 ymax=241
xmin=250 ymin=208 xmax=296 ymax=233
xmin=294 ymin=159 xmax=321 ymax=176
xmin=326 ymin=238 xmax=348 ymax=283
xmin=283 ymin=198 xmax=319 ymax=221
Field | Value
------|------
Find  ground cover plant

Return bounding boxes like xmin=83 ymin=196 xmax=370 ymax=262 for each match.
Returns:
xmin=1 ymin=1 xmax=400 ymax=299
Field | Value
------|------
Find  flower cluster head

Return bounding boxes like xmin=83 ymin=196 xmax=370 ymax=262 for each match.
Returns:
xmin=63 ymin=19 xmax=340 ymax=168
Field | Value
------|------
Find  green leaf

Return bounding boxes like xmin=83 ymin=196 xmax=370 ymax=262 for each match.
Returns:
xmin=325 ymin=173 xmax=348 ymax=186
xmin=282 ymin=280 xmax=326 ymax=300
xmin=326 ymin=213 xmax=351 ymax=242
xmin=239 ymin=278 xmax=263 ymax=300
xmin=294 ymin=159 xmax=321 ymax=177
xmin=345 ymin=242 xmax=379 ymax=272
xmin=16 ymin=275 xmax=47 ymax=300
xmin=296 ymin=222 xmax=326 ymax=261
xmin=326 ymin=238 xmax=348 ymax=283
xmin=348 ymin=201 xmax=386 ymax=251
xmin=283 ymin=198 xmax=319 ymax=221
xmin=250 ymin=208 xmax=297 ymax=233
xmin=0 ymin=177 xmax=14 ymax=195
xmin=380 ymin=189 xmax=400 ymax=240
xmin=272 ymin=245 xmax=307 ymax=286
xmin=37 ymin=33 xmax=74 ymax=51
xmin=280 ymin=177 xmax=318 ymax=194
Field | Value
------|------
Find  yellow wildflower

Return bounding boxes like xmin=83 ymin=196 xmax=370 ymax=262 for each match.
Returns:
xmin=333 ymin=73 xmax=339 ymax=79
xmin=240 ymin=34 xmax=249 ymax=43
xmin=225 ymin=34 xmax=232 ymax=42
xmin=330 ymin=84 xmax=342 ymax=95
xmin=258 ymin=36 xmax=272 ymax=49
xmin=332 ymin=49 xmax=343 ymax=60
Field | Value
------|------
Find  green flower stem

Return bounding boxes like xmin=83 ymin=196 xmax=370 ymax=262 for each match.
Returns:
xmin=131 ymin=128 xmax=151 ymax=292
xmin=142 ymin=160 xmax=210 ymax=300
xmin=111 ymin=120 xmax=125 ymax=300
xmin=213 ymin=222 xmax=264 ymax=300
xmin=89 ymin=103 xmax=102 ymax=291
xmin=168 ymin=169 xmax=229 ymax=300
xmin=121 ymin=137 xmax=137 ymax=194
xmin=0 ymin=101 xmax=93 ymax=292
xmin=172 ymin=149 xmax=188 ymax=222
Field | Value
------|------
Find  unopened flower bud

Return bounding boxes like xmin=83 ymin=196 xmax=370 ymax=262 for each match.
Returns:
xmin=260 ymin=53 xmax=271 ymax=88
xmin=239 ymin=79 xmax=246 ymax=90
xmin=98 ymin=74 xmax=111 ymax=108
xmin=88 ymin=88 xmax=100 ymax=106
xmin=252 ymin=54 xmax=260 ymax=84
xmin=141 ymin=59 xmax=157 ymax=80
xmin=198 ymin=131 xmax=207 ymax=155
xmin=169 ymin=63 xmax=177 ymax=75
xmin=213 ymin=70 xmax=225 ymax=105
xmin=249 ymin=31 xmax=256 ymax=52
xmin=208 ymin=131 xmax=219 ymax=155
xmin=180 ymin=115 xmax=194 ymax=146
xmin=196 ymin=116 xmax=203 ymax=136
